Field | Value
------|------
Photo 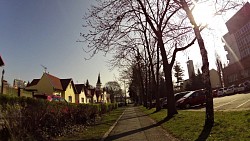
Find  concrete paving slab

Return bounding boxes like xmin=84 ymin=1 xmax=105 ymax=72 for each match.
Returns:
xmin=104 ymin=106 xmax=178 ymax=141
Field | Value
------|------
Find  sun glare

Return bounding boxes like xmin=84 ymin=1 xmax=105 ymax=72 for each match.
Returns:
xmin=192 ymin=3 xmax=214 ymax=26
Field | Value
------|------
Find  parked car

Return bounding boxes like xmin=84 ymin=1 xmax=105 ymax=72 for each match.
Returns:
xmin=243 ymin=80 xmax=250 ymax=91
xmin=217 ymin=87 xmax=227 ymax=96
xmin=174 ymin=91 xmax=190 ymax=101
xmin=176 ymin=90 xmax=206 ymax=109
xmin=33 ymin=94 xmax=67 ymax=103
xmin=160 ymin=97 xmax=168 ymax=108
xmin=226 ymin=85 xmax=237 ymax=95
xmin=33 ymin=94 xmax=69 ymax=113
xmin=212 ymin=89 xmax=218 ymax=97
xmin=237 ymin=83 xmax=246 ymax=93
xmin=161 ymin=91 xmax=190 ymax=108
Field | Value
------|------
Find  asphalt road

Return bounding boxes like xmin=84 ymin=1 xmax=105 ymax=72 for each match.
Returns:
xmin=189 ymin=92 xmax=250 ymax=111
xmin=213 ymin=92 xmax=250 ymax=111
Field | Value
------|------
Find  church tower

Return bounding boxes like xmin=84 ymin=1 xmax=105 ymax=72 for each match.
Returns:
xmin=96 ymin=73 xmax=102 ymax=91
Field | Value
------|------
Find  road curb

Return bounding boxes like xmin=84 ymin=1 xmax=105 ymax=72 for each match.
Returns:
xmin=101 ymin=108 xmax=125 ymax=141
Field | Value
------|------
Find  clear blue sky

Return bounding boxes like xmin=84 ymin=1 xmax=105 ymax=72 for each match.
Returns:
xmin=0 ymin=0 xmax=247 ymax=86
xmin=0 ymin=0 xmax=117 ymax=86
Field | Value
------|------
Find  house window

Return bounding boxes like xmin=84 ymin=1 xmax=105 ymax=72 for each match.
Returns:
xmin=68 ymin=96 xmax=72 ymax=103
xmin=69 ymin=84 xmax=71 ymax=89
xmin=81 ymin=98 xmax=84 ymax=103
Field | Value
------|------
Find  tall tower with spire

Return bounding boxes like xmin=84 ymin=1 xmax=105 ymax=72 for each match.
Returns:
xmin=96 ymin=73 xmax=102 ymax=91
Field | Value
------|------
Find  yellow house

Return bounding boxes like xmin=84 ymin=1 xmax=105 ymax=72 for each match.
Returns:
xmin=60 ymin=79 xmax=76 ymax=103
xmin=26 ymin=73 xmax=63 ymax=95
xmin=103 ymin=90 xmax=111 ymax=103
xmin=75 ymin=84 xmax=87 ymax=104
xmin=88 ymin=88 xmax=97 ymax=103
xmin=26 ymin=73 xmax=78 ymax=103
xmin=85 ymin=88 xmax=93 ymax=103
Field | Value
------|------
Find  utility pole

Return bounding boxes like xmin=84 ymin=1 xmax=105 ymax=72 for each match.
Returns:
xmin=124 ymin=80 xmax=127 ymax=106
xmin=1 ymin=69 xmax=4 ymax=94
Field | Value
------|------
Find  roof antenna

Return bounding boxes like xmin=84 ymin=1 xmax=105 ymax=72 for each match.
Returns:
xmin=41 ymin=65 xmax=47 ymax=73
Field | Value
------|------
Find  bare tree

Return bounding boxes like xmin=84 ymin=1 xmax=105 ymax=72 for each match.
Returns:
xmin=80 ymin=0 xmax=243 ymax=118
xmin=173 ymin=0 xmax=244 ymax=126
xmin=81 ymin=0 xmax=197 ymax=117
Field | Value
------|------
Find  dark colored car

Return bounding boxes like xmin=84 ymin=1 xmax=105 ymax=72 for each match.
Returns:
xmin=174 ymin=91 xmax=190 ymax=101
xmin=176 ymin=90 xmax=206 ymax=109
xmin=161 ymin=91 xmax=189 ymax=108
xmin=212 ymin=89 xmax=218 ymax=97
xmin=160 ymin=97 xmax=168 ymax=108
xmin=33 ymin=94 xmax=69 ymax=113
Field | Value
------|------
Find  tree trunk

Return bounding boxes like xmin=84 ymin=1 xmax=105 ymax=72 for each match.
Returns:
xmin=156 ymin=44 xmax=161 ymax=111
xmin=158 ymin=33 xmax=178 ymax=117
xmin=136 ymin=52 xmax=146 ymax=107
xmin=180 ymin=0 xmax=214 ymax=126
xmin=143 ymin=32 xmax=158 ymax=109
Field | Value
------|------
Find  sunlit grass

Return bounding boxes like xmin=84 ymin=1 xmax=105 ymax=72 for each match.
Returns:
xmin=141 ymin=107 xmax=250 ymax=141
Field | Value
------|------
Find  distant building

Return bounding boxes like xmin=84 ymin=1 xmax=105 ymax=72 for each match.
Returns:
xmin=13 ymin=79 xmax=26 ymax=89
xmin=2 ymin=80 xmax=9 ymax=94
xmin=222 ymin=33 xmax=240 ymax=65
xmin=182 ymin=69 xmax=221 ymax=90
xmin=26 ymin=73 xmax=110 ymax=104
xmin=225 ymin=2 xmax=250 ymax=59
xmin=222 ymin=2 xmax=250 ymax=86
xmin=187 ymin=60 xmax=195 ymax=79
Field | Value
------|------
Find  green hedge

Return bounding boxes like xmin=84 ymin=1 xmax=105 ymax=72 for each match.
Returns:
xmin=0 ymin=95 xmax=117 ymax=140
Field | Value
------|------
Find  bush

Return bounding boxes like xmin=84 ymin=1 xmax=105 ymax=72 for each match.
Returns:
xmin=0 ymin=95 xmax=117 ymax=140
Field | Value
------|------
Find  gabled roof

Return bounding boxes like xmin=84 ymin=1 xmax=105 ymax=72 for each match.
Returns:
xmin=75 ymin=84 xmax=85 ymax=94
xmin=0 ymin=55 xmax=4 ymax=67
xmin=60 ymin=78 xmax=77 ymax=93
xmin=27 ymin=79 xmax=40 ymax=87
xmin=44 ymin=73 xmax=63 ymax=90
xmin=60 ymin=79 xmax=72 ymax=91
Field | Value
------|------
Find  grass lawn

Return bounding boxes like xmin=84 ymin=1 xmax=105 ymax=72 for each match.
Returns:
xmin=141 ymin=107 xmax=250 ymax=141
xmin=55 ymin=107 xmax=125 ymax=141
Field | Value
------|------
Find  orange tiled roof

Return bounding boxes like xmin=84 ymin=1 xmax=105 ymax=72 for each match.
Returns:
xmin=45 ymin=73 xmax=63 ymax=90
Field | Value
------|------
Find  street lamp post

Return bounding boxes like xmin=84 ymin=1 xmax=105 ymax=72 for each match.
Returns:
xmin=124 ymin=80 xmax=127 ymax=106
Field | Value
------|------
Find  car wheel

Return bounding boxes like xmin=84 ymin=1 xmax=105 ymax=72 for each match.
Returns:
xmin=185 ymin=104 xmax=191 ymax=109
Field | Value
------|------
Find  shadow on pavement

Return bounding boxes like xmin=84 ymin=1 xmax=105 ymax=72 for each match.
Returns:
xmin=104 ymin=116 xmax=172 ymax=141
xmin=195 ymin=124 xmax=213 ymax=141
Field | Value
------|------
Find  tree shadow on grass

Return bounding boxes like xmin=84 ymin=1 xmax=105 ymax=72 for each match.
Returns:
xmin=195 ymin=124 xmax=213 ymax=141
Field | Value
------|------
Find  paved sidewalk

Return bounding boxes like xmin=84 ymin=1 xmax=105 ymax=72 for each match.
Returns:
xmin=104 ymin=106 xmax=179 ymax=141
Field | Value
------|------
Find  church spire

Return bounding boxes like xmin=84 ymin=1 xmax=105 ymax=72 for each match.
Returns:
xmin=96 ymin=73 xmax=102 ymax=91
xmin=86 ymin=79 xmax=89 ymax=88
xmin=97 ymin=73 xmax=101 ymax=84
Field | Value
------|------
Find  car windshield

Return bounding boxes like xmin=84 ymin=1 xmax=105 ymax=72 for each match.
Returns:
xmin=52 ymin=97 xmax=66 ymax=102
xmin=183 ymin=91 xmax=194 ymax=98
xmin=175 ymin=91 xmax=189 ymax=96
